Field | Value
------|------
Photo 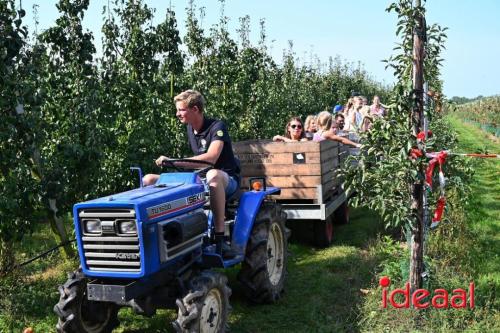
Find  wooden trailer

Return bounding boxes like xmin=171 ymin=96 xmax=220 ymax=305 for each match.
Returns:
xmin=233 ymin=139 xmax=351 ymax=247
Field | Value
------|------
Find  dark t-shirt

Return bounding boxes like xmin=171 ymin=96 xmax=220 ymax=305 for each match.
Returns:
xmin=187 ymin=117 xmax=240 ymax=180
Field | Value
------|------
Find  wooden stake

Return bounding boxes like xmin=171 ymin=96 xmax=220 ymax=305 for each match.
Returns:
xmin=410 ymin=0 xmax=426 ymax=294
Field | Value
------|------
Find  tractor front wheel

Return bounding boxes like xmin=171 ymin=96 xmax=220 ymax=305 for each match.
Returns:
xmin=238 ymin=203 xmax=289 ymax=303
xmin=54 ymin=268 xmax=119 ymax=333
xmin=173 ymin=271 xmax=231 ymax=333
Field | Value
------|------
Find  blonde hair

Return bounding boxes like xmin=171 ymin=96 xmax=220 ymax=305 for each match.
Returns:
xmin=316 ymin=111 xmax=332 ymax=131
xmin=344 ymin=97 xmax=354 ymax=113
xmin=304 ymin=115 xmax=317 ymax=131
xmin=174 ymin=90 xmax=206 ymax=112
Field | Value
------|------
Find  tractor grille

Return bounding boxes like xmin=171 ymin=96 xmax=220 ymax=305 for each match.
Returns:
xmin=79 ymin=208 xmax=141 ymax=272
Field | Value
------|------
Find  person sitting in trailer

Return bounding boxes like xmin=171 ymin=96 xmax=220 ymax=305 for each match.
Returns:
xmin=369 ymin=95 xmax=386 ymax=117
xmin=359 ymin=95 xmax=386 ymax=132
xmin=313 ymin=111 xmax=361 ymax=148
xmin=331 ymin=113 xmax=346 ymax=135
xmin=343 ymin=97 xmax=354 ymax=119
xmin=344 ymin=96 xmax=363 ymax=132
xmin=304 ymin=115 xmax=318 ymax=140
xmin=273 ymin=117 xmax=309 ymax=142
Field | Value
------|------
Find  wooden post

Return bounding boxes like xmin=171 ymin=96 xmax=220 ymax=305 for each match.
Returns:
xmin=409 ymin=0 xmax=426 ymax=294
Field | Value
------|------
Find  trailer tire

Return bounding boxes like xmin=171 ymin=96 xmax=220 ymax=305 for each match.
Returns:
xmin=54 ymin=268 xmax=119 ymax=333
xmin=238 ymin=203 xmax=289 ymax=303
xmin=173 ymin=271 xmax=231 ymax=333
xmin=313 ymin=217 xmax=334 ymax=247
xmin=333 ymin=201 xmax=349 ymax=225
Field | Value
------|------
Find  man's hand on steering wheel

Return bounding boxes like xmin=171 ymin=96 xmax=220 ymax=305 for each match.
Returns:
xmin=155 ymin=155 xmax=169 ymax=167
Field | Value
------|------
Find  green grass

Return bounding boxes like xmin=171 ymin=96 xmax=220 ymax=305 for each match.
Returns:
xmin=446 ymin=116 xmax=500 ymax=292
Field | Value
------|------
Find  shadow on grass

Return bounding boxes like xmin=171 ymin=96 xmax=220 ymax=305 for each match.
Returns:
xmin=226 ymin=206 xmax=385 ymax=333
xmin=227 ymin=246 xmax=378 ymax=332
xmin=334 ymin=207 xmax=386 ymax=247
xmin=117 ymin=207 xmax=386 ymax=333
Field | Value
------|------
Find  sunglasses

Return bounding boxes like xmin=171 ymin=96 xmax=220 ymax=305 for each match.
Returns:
xmin=290 ymin=124 xmax=302 ymax=129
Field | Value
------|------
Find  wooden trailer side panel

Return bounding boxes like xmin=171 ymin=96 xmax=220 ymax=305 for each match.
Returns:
xmin=233 ymin=140 xmax=343 ymax=201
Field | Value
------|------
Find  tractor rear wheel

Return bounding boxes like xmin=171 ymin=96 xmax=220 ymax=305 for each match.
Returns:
xmin=238 ymin=203 xmax=289 ymax=303
xmin=173 ymin=271 xmax=231 ymax=333
xmin=54 ymin=268 xmax=119 ymax=333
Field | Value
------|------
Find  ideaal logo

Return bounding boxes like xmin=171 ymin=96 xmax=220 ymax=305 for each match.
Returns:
xmin=380 ymin=276 xmax=475 ymax=309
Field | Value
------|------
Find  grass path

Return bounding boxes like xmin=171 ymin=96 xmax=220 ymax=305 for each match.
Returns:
xmin=446 ymin=116 xmax=500 ymax=289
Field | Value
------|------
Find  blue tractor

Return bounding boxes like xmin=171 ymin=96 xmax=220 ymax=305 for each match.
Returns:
xmin=54 ymin=159 xmax=289 ymax=332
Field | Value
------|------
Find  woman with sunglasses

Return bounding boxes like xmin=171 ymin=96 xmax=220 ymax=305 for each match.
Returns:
xmin=273 ymin=117 xmax=308 ymax=142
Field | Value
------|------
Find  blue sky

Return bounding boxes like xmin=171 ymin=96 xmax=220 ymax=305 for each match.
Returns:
xmin=20 ymin=0 xmax=500 ymax=98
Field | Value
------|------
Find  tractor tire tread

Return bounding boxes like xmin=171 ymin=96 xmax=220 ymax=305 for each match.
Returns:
xmin=237 ymin=203 xmax=289 ymax=304
xmin=54 ymin=268 xmax=119 ymax=333
xmin=173 ymin=271 xmax=231 ymax=333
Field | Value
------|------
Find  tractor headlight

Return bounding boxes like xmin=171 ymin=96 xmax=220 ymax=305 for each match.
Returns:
xmin=84 ymin=219 xmax=102 ymax=234
xmin=117 ymin=220 xmax=137 ymax=235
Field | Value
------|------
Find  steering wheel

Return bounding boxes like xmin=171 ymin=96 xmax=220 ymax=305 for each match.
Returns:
xmin=160 ymin=158 xmax=214 ymax=175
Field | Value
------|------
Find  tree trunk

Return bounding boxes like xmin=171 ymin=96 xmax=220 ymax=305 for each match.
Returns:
xmin=48 ymin=199 xmax=75 ymax=258
xmin=409 ymin=0 xmax=426 ymax=294
xmin=32 ymin=148 xmax=75 ymax=258
xmin=0 ymin=240 xmax=15 ymax=276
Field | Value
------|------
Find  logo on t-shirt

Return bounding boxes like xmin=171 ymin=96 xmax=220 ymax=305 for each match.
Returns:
xmin=200 ymin=139 xmax=207 ymax=150
xmin=217 ymin=130 xmax=224 ymax=137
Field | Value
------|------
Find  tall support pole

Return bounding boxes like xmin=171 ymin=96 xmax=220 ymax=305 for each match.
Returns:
xmin=409 ymin=0 xmax=426 ymax=294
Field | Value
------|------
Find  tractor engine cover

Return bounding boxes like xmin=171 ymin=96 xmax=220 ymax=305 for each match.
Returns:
xmin=158 ymin=209 xmax=208 ymax=262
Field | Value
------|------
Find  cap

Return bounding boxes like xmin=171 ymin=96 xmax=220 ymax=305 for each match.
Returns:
xmin=333 ymin=104 xmax=343 ymax=113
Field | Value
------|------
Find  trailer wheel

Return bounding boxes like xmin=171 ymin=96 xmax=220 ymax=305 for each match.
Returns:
xmin=313 ymin=217 xmax=334 ymax=247
xmin=238 ymin=203 xmax=289 ymax=303
xmin=54 ymin=268 xmax=119 ymax=333
xmin=333 ymin=201 xmax=350 ymax=225
xmin=173 ymin=271 xmax=231 ymax=333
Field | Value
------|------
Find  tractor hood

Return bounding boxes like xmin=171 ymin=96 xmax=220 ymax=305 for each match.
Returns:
xmin=84 ymin=183 xmax=184 ymax=204
xmin=74 ymin=172 xmax=207 ymax=223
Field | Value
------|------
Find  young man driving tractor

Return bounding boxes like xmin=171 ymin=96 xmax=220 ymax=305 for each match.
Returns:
xmin=143 ymin=90 xmax=240 ymax=257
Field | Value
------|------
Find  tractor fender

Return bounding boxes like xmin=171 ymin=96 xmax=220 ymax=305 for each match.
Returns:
xmin=231 ymin=187 xmax=280 ymax=253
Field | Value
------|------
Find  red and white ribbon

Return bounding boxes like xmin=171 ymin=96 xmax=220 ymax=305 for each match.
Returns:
xmin=424 ymin=151 xmax=448 ymax=228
